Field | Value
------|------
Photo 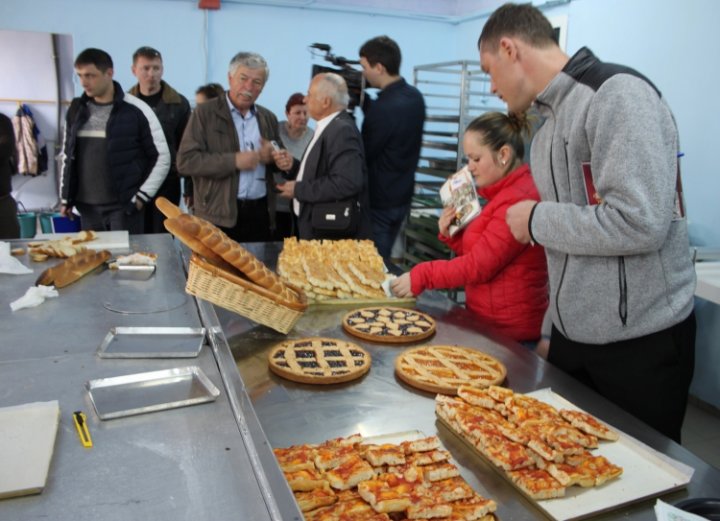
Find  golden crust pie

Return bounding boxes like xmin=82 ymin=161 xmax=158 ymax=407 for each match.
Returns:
xmin=268 ymin=337 xmax=371 ymax=385
xmin=395 ymin=345 xmax=507 ymax=395
xmin=342 ymin=307 xmax=436 ymax=344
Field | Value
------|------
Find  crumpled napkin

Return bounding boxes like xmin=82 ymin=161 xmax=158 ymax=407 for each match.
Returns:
xmin=0 ymin=241 xmax=33 ymax=275
xmin=654 ymin=499 xmax=708 ymax=521
xmin=10 ymin=285 xmax=59 ymax=312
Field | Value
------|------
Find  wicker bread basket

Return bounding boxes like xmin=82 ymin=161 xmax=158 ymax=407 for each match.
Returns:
xmin=186 ymin=253 xmax=307 ymax=334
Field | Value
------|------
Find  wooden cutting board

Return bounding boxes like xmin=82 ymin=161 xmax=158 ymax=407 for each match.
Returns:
xmin=34 ymin=230 xmax=130 ymax=251
xmin=0 ymin=401 xmax=60 ymax=499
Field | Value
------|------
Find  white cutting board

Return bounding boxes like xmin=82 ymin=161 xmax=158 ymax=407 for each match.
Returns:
xmin=0 ymin=401 xmax=60 ymax=499
xmin=34 ymin=230 xmax=130 ymax=251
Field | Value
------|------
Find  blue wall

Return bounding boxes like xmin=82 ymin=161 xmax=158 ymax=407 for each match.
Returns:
xmin=2 ymin=0 xmax=718 ymax=407
xmin=2 ymin=0 xmax=716 ymax=246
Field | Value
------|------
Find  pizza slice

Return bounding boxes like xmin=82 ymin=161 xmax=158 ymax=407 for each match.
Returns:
xmin=405 ymin=449 xmax=451 ymax=466
xmin=563 ymin=449 xmax=595 ymax=467
xmin=486 ymin=384 xmax=514 ymax=405
xmin=293 ymin=483 xmax=338 ymax=512
xmin=559 ymin=409 xmax=619 ymax=441
xmin=315 ymin=443 xmax=359 ymax=471
xmin=576 ymin=455 xmax=623 ymax=486
xmin=544 ymin=425 xmax=592 ymax=456
xmin=506 ymin=468 xmax=566 ymax=500
xmin=425 ymin=476 xmax=476 ymax=502
xmin=457 ymin=385 xmax=497 ymax=409
xmin=326 ymin=454 xmax=375 ymax=490
xmin=449 ymin=493 xmax=498 ymax=519
xmin=545 ymin=462 xmax=596 ymax=488
xmin=405 ymin=498 xmax=453 ymax=519
xmin=273 ymin=443 xmax=317 ymax=472
xmin=481 ymin=438 xmax=535 ymax=471
xmin=321 ymin=432 xmax=364 ymax=448
xmin=304 ymin=494 xmax=383 ymax=521
xmin=505 ymin=395 xmax=561 ymax=424
xmin=422 ymin=462 xmax=461 ymax=482
xmin=363 ymin=443 xmax=407 ymax=467
xmin=400 ymin=435 xmax=441 ymax=454
xmin=284 ymin=467 xmax=328 ymax=492
xmin=357 ymin=478 xmax=413 ymax=513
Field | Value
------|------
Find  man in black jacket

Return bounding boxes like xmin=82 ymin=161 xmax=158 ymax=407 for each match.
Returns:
xmin=129 ymin=46 xmax=191 ymax=233
xmin=275 ymin=73 xmax=372 ymax=241
xmin=0 ymin=113 xmax=20 ymax=239
xmin=59 ymin=48 xmax=169 ymax=234
xmin=359 ymin=36 xmax=425 ymax=262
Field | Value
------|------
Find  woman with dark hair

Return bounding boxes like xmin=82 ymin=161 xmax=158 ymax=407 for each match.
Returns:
xmin=194 ymin=83 xmax=225 ymax=105
xmin=391 ymin=112 xmax=548 ymax=344
xmin=278 ymin=92 xmax=313 ymax=160
xmin=275 ymin=92 xmax=314 ymax=238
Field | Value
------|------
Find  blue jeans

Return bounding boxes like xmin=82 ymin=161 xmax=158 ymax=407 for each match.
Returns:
xmin=370 ymin=205 xmax=409 ymax=261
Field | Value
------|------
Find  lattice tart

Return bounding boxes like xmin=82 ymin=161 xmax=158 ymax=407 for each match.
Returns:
xmin=268 ymin=337 xmax=371 ymax=384
xmin=395 ymin=345 xmax=507 ymax=394
xmin=342 ymin=307 xmax=436 ymax=344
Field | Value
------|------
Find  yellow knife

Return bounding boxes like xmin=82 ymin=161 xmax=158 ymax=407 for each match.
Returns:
xmin=73 ymin=411 xmax=93 ymax=448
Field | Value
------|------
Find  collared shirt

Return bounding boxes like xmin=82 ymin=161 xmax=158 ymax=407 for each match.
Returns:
xmin=293 ymin=110 xmax=341 ymax=216
xmin=227 ymin=94 xmax=266 ymax=200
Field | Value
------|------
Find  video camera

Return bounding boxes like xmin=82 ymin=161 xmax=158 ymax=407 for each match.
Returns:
xmin=309 ymin=43 xmax=365 ymax=112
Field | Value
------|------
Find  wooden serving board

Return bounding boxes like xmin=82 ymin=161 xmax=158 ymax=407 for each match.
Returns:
xmin=310 ymin=296 xmax=416 ymax=307
xmin=34 ymin=230 xmax=130 ymax=251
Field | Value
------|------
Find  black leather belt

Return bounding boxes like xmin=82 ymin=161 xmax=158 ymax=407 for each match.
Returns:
xmin=237 ymin=196 xmax=266 ymax=208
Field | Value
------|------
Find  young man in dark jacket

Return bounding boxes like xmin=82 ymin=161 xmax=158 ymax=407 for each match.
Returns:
xmin=59 ymin=48 xmax=169 ymax=234
xmin=359 ymin=35 xmax=425 ymax=262
xmin=129 ymin=46 xmax=191 ymax=234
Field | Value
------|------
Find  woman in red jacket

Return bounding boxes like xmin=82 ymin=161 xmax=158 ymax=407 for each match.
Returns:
xmin=391 ymin=112 xmax=548 ymax=343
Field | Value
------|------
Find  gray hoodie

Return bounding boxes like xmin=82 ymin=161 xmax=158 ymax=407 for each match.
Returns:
xmin=529 ymin=47 xmax=695 ymax=344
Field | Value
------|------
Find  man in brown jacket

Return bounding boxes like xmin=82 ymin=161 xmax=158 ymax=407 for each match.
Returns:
xmin=177 ymin=52 xmax=288 ymax=242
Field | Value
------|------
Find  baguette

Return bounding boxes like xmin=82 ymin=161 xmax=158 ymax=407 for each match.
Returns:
xmin=165 ymin=213 xmax=298 ymax=303
xmin=163 ymin=216 xmax=235 ymax=269
xmin=155 ymin=196 xmax=183 ymax=219
xmin=36 ymin=249 xmax=111 ymax=288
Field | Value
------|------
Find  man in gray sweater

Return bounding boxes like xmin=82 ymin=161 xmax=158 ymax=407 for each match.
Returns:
xmin=480 ymin=3 xmax=696 ymax=443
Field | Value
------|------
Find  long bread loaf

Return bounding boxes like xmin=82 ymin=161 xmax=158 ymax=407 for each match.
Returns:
xmin=163 ymin=216 xmax=235 ymax=270
xmin=155 ymin=196 xmax=183 ymax=219
xmin=36 ymin=249 xmax=111 ymax=288
xmin=165 ymin=213 xmax=298 ymax=303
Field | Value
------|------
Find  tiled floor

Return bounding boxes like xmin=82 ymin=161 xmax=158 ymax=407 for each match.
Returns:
xmin=682 ymin=398 xmax=720 ymax=470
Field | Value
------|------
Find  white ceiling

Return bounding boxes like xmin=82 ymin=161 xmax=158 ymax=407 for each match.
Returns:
xmin=218 ymin=0 xmax=519 ymax=23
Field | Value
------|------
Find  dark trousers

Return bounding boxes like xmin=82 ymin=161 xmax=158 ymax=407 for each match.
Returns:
xmin=220 ymin=197 xmax=272 ymax=243
xmin=548 ymin=311 xmax=696 ymax=443
xmin=370 ymin=204 xmax=409 ymax=262
xmin=0 ymin=194 xmax=20 ymax=239
xmin=76 ymin=202 xmax=145 ymax=235
xmin=145 ymin=175 xmax=181 ymax=234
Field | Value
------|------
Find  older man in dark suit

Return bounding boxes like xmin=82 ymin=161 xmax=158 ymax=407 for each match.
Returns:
xmin=275 ymin=72 xmax=371 ymax=240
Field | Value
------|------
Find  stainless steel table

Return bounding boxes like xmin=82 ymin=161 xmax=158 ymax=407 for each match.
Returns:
xmin=0 ymin=235 xmax=301 ymax=521
xmin=219 ymin=242 xmax=720 ymax=521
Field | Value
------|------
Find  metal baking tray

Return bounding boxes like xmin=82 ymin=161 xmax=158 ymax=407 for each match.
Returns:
xmin=86 ymin=366 xmax=220 ymax=420
xmin=97 ymin=327 xmax=206 ymax=358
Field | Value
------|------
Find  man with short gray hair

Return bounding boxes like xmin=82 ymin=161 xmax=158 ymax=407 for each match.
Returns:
xmin=275 ymin=73 xmax=371 ymax=240
xmin=177 ymin=51 xmax=285 ymax=242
